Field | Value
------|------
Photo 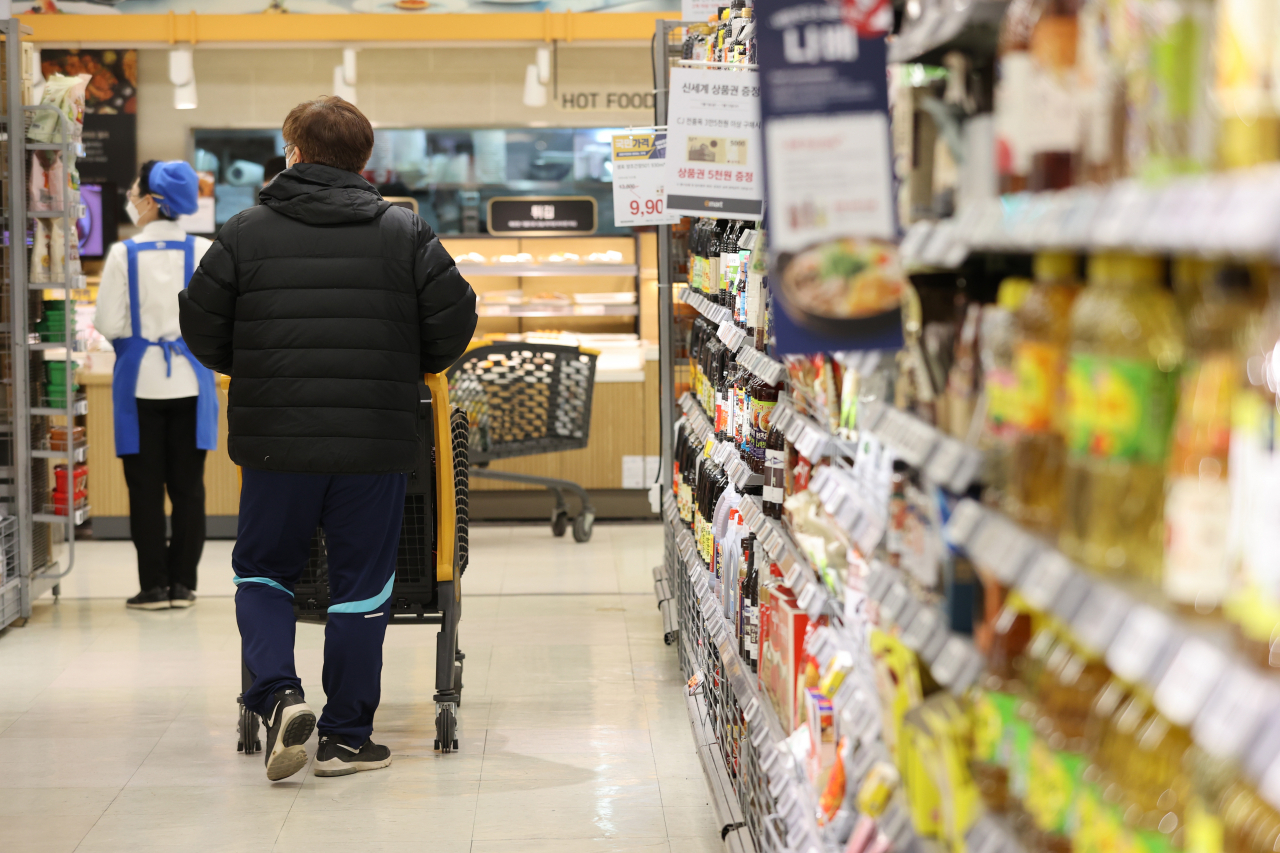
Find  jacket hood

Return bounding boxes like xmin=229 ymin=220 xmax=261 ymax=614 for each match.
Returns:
xmin=259 ymin=162 xmax=390 ymax=226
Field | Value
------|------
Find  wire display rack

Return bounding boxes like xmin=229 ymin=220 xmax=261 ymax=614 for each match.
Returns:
xmin=0 ymin=18 xmax=89 ymax=628
xmin=447 ymin=341 xmax=599 ymax=542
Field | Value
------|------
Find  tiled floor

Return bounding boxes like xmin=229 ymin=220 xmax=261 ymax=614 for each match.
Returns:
xmin=0 ymin=523 xmax=720 ymax=853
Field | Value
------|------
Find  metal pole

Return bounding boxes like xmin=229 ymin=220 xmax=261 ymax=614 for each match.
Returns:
xmin=653 ymin=19 xmax=676 ymax=493
xmin=6 ymin=19 xmax=33 ymax=617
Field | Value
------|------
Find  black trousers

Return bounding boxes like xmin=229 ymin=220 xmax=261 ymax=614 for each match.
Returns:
xmin=120 ymin=396 xmax=208 ymax=592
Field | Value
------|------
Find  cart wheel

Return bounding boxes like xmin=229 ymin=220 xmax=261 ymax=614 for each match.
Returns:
xmin=572 ymin=512 xmax=594 ymax=543
xmin=435 ymin=704 xmax=458 ymax=753
xmin=551 ymin=509 xmax=569 ymax=537
xmin=237 ymin=702 xmax=261 ymax=755
xmin=664 ymin=631 xmax=677 ymax=646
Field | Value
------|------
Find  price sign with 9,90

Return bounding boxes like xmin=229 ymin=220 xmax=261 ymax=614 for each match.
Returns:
xmin=612 ymin=132 xmax=682 ymax=228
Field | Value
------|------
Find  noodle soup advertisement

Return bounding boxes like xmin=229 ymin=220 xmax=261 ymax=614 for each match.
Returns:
xmin=755 ymin=0 xmax=905 ymax=354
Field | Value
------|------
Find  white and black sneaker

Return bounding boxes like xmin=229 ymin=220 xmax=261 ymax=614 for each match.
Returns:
xmin=169 ymin=583 xmax=196 ymax=608
xmin=263 ymin=688 xmax=316 ymax=781
xmin=313 ymin=735 xmax=392 ymax=777
xmin=126 ymin=587 xmax=171 ymax=610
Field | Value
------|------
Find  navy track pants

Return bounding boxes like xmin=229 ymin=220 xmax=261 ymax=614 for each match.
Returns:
xmin=233 ymin=467 xmax=407 ymax=745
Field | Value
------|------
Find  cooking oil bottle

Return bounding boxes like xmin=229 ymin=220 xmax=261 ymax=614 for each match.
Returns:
xmin=1060 ymin=254 xmax=1185 ymax=581
xmin=1023 ymin=626 xmax=1110 ymax=853
xmin=1164 ymin=261 xmax=1261 ymax=614
xmin=1008 ymin=252 xmax=1082 ymax=534
xmin=1225 ymin=266 xmax=1280 ymax=670
xmin=981 ymin=278 xmax=1034 ymax=511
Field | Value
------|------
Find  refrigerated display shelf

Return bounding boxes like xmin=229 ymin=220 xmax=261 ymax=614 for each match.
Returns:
xmin=458 ymin=262 xmax=639 ymax=277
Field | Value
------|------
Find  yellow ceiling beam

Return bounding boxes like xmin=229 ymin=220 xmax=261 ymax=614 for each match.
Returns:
xmin=17 ymin=11 xmax=677 ymax=45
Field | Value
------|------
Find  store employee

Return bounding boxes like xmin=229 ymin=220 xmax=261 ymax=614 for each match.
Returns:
xmin=94 ymin=161 xmax=218 ymax=611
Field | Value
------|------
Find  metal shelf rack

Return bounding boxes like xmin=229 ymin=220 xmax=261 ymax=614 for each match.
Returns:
xmin=1 ymin=17 xmax=86 ymax=627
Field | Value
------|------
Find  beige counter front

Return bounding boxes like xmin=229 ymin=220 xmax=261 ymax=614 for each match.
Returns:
xmin=82 ymin=362 xmax=661 ymax=537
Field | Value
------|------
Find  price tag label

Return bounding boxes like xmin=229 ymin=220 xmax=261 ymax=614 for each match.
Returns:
xmin=802 ymin=584 xmax=826 ymax=619
xmin=1105 ymin=605 xmax=1175 ymax=685
xmin=899 ymin=605 xmax=941 ymax=652
xmin=866 ymin=564 xmax=895 ymax=601
xmin=1017 ymin=551 xmax=1075 ymax=612
xmin=1152 ymin=636 xmax=1226 ymax=726
xmin=1049 ymin=570 xmax=1092 ymax=622
xmin=1070 ymin=581 xmax=1131 ymax=653
xmin=703 ymin=439 xmax=716 ymax=459
xmin=968 ymin=516 xmax=1037 ymax=585
xmin=930 ymin=635 xmax=969 ymax=687
xmin=783 ymin=561 xmax=802 ymax=590
xmin=611 ymin=128 xmax=686 ymax=224
xmin=943 ymin=498 xmax=985 ymax=549
xmin=927 ymin=436 xmax=968 ymax=486
xmin=880 ymin=582 xmax=910 ymax=625
xmin=1193 ymin=664 xmax=1276 ymax=761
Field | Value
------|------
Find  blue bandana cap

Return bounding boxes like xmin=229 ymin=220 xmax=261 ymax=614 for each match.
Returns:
xmin=146 ymin=161 xmax=200 ymax=218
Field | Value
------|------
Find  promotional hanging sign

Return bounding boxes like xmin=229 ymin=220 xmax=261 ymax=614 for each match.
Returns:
xmin=611 ymin=132 xmax=682 ymax=228
xmin=663 ymin=67 xmax=765 ymax=219
xmin=682 ymin=0 xmax=723 ymax=21
xmin=755 ymin=0 xmax=904 ymax=355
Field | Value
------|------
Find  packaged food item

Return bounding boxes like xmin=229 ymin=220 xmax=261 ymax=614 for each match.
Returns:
xmin=30 ymin=217 xmax=50 ymax=284
xmin=27 ymin=73 xmax=90 ymax=145
xmin=759 ymin=585 xmax=813 ymax=731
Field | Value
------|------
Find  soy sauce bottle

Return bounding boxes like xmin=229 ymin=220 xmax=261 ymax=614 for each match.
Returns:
xmin=763 ymin=419 xmax=785 ymax=519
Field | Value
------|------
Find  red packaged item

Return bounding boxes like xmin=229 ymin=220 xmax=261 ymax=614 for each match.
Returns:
xmin=758 ymin=585 xmax=811 ymax=731
xmin=54 ymin=463 xmax=87 ymax=495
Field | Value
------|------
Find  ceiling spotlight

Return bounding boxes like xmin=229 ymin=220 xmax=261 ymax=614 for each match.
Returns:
xmin=169 ymin=48 xmax=197 ymax=110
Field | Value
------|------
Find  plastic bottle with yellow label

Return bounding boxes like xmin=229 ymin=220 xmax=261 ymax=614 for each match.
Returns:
xmin=1008 ymin=252 xmax=1081 ymax=534
xmin=1060 ymin=254 xmax=1185 ymax=582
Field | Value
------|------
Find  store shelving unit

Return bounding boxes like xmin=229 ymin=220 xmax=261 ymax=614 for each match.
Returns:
xmin=0 ymin=18 xmax=86 ymax=625
xmin=901 ymin=166 xmax=1280 ymax=270
xmin=0 ymin=19 xmax=22 ymax=631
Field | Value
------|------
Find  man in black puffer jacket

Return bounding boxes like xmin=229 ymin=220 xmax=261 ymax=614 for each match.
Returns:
xmin=180 ymin=96 xmax=476 ymax=782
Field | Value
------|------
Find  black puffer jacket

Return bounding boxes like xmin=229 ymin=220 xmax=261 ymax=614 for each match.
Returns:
xmin=179 ymin=163 xmax=477 ymax=474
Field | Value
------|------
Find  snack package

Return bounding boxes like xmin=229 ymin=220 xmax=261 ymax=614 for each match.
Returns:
xmin=759 ymin=585 xmax=812 ymax=731
xmin=27 ymin=73 xmax=90 ymax=144
xmin=805 ymin=687 xmax=837 ymax=782
xmin=818 ymin=736 xmax=849 ymax=825
xmin=29 ymin=152 xmax=67 ymax=212
xmin=30 ymin=217 xmax=50 ymax=284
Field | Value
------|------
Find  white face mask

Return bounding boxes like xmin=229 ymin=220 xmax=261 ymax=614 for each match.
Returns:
xmin=125 ymin=197 xmax=142 ymax=226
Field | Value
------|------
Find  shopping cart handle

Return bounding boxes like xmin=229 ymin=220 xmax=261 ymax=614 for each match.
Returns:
xmin=425 ymin=373 xmax=456 ymax=584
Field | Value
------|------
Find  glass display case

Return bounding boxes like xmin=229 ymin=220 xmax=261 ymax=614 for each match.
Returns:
xmin=192 ymin=126 xmax=623 ymax=236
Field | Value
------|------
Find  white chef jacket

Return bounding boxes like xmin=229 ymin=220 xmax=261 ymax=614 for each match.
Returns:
xmin=93 ymin=220 xmax=213 ymax=400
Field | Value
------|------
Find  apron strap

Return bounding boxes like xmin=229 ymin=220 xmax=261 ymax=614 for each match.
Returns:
xmin=183 ymin=234 xmax=195 ymax=285
xmin=123 ymin=238 xmax=144 ymax=340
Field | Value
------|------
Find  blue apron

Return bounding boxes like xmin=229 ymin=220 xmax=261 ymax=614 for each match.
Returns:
xmin=111 ymin=236 xmax=219 ymax=457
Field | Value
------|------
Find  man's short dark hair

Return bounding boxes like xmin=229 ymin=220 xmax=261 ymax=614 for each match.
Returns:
xmin=281 ymin=96 xmax=374 ymax=174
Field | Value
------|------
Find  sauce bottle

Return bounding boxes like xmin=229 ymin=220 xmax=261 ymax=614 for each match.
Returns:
xmin=762 ymin=418 xmax=785 ymax=519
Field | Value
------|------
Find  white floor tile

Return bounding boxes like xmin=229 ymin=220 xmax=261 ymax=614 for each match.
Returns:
xmin=0 ymin=523 xmax=723 ymax=850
